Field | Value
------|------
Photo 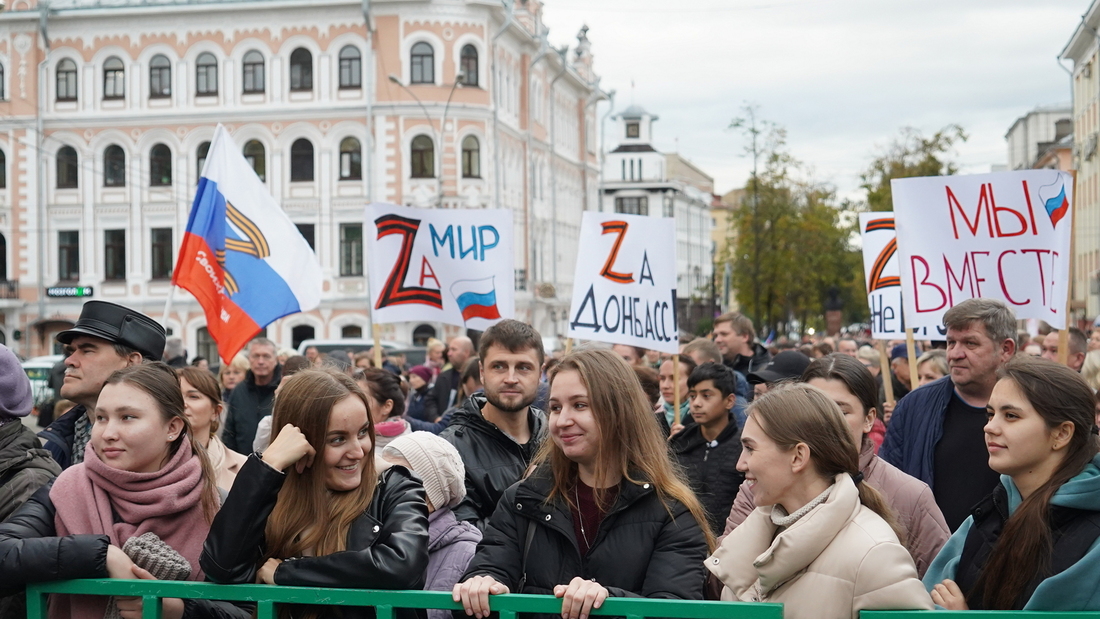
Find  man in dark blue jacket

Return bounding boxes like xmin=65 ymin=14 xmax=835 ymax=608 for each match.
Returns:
xmin=881 ymin=298 xmax=1016 ymax=531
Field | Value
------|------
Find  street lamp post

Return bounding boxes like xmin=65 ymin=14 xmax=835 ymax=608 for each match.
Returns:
xmin=388 ymin=73 xmax=464 ymax=207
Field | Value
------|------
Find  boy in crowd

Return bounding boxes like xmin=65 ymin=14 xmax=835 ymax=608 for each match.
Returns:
xmin=669 ymin=362 xmax=745 ymax=535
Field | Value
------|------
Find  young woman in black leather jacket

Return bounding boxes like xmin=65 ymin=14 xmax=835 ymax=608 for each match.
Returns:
xmin=200 ymin=368 xmax=429 ymax=619
xmin=452 ymin=348 xmax=713 ymax=619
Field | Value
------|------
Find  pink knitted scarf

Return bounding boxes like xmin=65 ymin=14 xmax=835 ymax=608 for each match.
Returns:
xmin=49 ymin=441 xmax=210 ymax=619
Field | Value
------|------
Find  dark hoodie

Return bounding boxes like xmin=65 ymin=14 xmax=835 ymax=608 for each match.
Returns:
xmin=438 ymin=394 xmax=545 ymax=530
xmin=726 ymin=342 xmax=773 ymax=377
xmin=0 ymin=421 xmax=60 ymax=522
xmin=222 ymin=364 xmax=282 ymax=454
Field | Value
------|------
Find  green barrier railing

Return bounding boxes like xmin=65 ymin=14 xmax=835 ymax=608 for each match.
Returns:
xmin=24 ymin=580 xmax=783 ymax=619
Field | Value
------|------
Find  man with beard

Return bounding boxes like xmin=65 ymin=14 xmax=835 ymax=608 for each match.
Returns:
xmin=440 ymin=320 xmax=545 ymax=530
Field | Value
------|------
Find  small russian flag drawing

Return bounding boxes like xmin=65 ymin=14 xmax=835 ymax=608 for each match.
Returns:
xmin=1039 ymin=177 xmax=1069 ymax=228
xmin=451 ymin=277 xmax=502 ymax=322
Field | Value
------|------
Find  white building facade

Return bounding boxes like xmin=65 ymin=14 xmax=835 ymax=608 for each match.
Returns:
xmin=599 ymin=105 xmax=713 ymax=323
xmin=0 ymin=0 xmax=602 ymax=359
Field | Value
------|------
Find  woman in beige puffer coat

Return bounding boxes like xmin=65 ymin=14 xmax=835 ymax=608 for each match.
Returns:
xmin=705 ymin=383 xmax=932 ymax=619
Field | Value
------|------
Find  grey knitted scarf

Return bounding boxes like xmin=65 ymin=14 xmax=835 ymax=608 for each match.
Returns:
xmin=770 ymin=484 xmax=833 ymax=529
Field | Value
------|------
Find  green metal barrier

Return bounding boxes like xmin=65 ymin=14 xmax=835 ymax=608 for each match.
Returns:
xmin=23 ymin=580 xmax=783 ymax=619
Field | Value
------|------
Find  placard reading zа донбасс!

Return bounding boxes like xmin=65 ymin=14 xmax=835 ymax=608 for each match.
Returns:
xmin=892 ymin=169 xmax=1073 ymax=332
xmin=567 ymin=211 xmax=679 ymax=355
xmin=365 ymin=203 xmax=514 ymax=330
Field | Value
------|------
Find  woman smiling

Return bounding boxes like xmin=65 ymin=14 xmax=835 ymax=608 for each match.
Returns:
xmin=925 ymin=357 xmax=1100 ymax=611
xmin=200 ymin=368 xmax=428 ymax=619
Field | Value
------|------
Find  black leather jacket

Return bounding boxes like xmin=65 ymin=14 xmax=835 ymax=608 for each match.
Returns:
xmin=461 ymin=466 xmax=709 ymax=617
xmin=0 ymin=483 xmax=249 ymax=619
xmin=201 ymin=455 xmax=429 ymax=619
xmin=438 ymin=395 xmax=545 ymax=530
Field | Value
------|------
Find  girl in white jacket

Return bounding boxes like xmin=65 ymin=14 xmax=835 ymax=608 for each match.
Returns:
xmin=705 ymin=383 xmax=932 ymax=619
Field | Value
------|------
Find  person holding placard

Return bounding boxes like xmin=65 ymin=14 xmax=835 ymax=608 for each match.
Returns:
xmin=882 ymin=299 xmax=1015 ymax=531
xmin=925 ymin=357 xmax=1100 ymax=611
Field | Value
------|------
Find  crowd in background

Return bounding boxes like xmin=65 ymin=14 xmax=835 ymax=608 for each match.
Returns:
xmin=2 ymin=298 xmax=1100 ymax=618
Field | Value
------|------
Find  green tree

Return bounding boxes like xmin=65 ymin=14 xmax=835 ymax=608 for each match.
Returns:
xmin=861 ymin=124 xmax=968 ymax=212
xmin=725 ymin=106 xmax=864 ymax=336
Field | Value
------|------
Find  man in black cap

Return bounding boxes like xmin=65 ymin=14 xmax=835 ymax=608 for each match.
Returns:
xmin=746 ymin=350 xmax=812 ymax=399
xmin=37 ymin=300 xmax=165 ymax=469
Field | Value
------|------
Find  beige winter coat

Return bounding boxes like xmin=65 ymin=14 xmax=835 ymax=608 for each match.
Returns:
xmin=720 ymin=439 xmax=949 ymax=577
xmin=705 ymin=474 xmax=933 ymax=619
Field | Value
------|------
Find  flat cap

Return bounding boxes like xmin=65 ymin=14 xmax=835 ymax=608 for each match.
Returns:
xmin=56 ymin=300 xmax=166 ymax=360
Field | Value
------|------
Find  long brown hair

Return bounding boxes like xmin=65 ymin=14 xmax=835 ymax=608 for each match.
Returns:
xmin=539 ymin=348 xmax=715 ymax=550
xmin=105 ymin=362 xmax=220 ymax=521
xmin=747 ymin=383 xmax=904 ymax=541
xmin=263 ymin=368 xmax=378 ymax=561
xmin=176 ymin=366 xmax=223 ymax=434
xmin=971 ymin=357 xmax=1099 ymax=610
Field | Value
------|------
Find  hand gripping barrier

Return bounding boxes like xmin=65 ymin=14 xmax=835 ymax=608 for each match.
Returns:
xmin=23 ymin=580 xmax=783 ymax=619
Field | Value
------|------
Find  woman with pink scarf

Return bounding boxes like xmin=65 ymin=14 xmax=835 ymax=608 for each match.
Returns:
xmin=0 ymin=363 xmax=247 ymax=619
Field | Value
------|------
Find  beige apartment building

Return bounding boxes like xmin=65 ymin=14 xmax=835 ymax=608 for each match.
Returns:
xmin=0 ymin=0 xmax=603 ymax=359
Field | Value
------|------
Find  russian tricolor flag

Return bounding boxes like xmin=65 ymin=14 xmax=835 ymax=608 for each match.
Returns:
xmin=451 ymin=277 xmax=502 ymax=322
xmin=1039 ymin=177 xmax=1069 ymax=228
xmin=172 ymin=125 xmax=322 ymax=363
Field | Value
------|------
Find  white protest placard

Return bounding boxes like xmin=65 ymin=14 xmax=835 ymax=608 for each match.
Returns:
xmin=567 ymin=212 xmax=679 ymax=354
xmin=892 ymin=169 xmax=1073 ymax=331
xmin=859 ymin=213 xmax=935 ymax=340
xmin=366 ymin=203 xmax=514 ymax=329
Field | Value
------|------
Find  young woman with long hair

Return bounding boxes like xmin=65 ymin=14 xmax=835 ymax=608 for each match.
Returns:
xmin=925 ymin=357 xmax=1100 ymax=610
xmin=706 ymin=383 xmax=932 ymax=618
xmin=200 ymin=368 xmax=428 ymax=619
xmin=720 ymin=354 xmax=949 ymax=576
xmin=453 ymin=348 xmax=712 ymax=619
xmin=0 ymin=362 xmax=239 ymax=619
xmin=177 ymin=366 xmax=246 ymax=490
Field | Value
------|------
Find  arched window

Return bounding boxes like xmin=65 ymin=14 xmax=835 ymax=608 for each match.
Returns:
xmin=149 ymin=55 xmax=171 ymax=98
xmin=56 ymin=59 xmax=78 ymax=102
xmin=196 ymin=52 xmax=218 ymax=96
xmin=462 ymin=135 xmax=480 ymax=178
xmin=410 ymin=135 xmax=434 ymax=178
xmin=0 ymin=149 xmax=6 ymax=188
xmin=104 ymin=145 xmax=126 ymax=187
xmin=410 ymin=42 xmax=434 ymax=84
xmin=339 ymin=45 xmax=362 ymax=89
xmin=341 ymin=325 xmax=362 ymax=339
xmin=460 ymin=44 xmax=478 ymax=86
xmin=150 ymin=143 xmax=172 ymax=186
xmin=242 ymin=50 xmax=264 ymax=94
xmin=243 ymin=140 xmax=265 ymax=181
xmin=339 ymin=137 xmax=361 ymax=180
xmin=57 ymin=146 xmax=78 ymax=188
xmin=290 ymin=138 xmax=314 ymax=181
xmin=103 ymin=56 xmax=125 ymax=99
xmin=289 ymin=48 xmax=312 ymax=91
xmin=291 ymin=325 xmax=315 ymax=350
xmin=196 ymin=141 xmax=210 ymax=180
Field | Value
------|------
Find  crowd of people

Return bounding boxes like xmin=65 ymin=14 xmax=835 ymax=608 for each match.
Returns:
xmin=1 ymin=297 xmax=1100 ymax=618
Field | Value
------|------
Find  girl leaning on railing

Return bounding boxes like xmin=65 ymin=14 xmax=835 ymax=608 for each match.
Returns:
xmin=0 ymin=362 xmax=248 ymax=619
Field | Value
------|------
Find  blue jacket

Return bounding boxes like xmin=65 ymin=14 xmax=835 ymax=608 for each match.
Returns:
xmin=880 ymin=376 xmax=954 ymax=488
xmin=923 ymin=455 xmax=1100 ymax=610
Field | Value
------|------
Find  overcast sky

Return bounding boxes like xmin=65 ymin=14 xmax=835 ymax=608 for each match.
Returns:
xmin=540 ymin=0 xmax=1086 ymax=200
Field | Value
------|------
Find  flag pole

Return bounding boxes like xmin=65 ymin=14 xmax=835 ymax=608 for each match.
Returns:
xmin=1058 ymin=170 xmax=1078 ymax=365
xmin=161 ymin=285 xmax=175 ymax=331
xmin=373 ymin=323 xmax=383 ymax=368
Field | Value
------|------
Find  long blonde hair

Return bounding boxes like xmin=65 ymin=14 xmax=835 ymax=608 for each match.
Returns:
xmin=748 ymin=383 xmax=903 ymax=541
xmin=538 ymin=348 xmax=715 ymax=550
xmin=263 ymin=368 xmax=378 ymax=560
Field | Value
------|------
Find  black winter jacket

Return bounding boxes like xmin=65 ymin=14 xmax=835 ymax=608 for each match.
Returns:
xmin=726 ymin=343 xmax=772 ymax=378
xmin=37 ymin=405 xmax=86 ymax=470
xmin=0 ymin=484 xmax=249 ymax=619
xmin=0 ymin=420 xmax=60 ymax=523
xmin=461 ymin=466 xmax=709 ymax=613
xmin=423 ymin=367 xmax=461 ymax=422
xmin=669 ymin=414 xmax=744 ymax=536
xmin=951 ymin=483 xmax=1100 ymax=610
xmin=438 ymin=395 xmax=545 ymax=530
xmin=201 ymin=455 xmax=429 ymax=619
xmin=222 ymin=366 xmax=281 ymax=454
